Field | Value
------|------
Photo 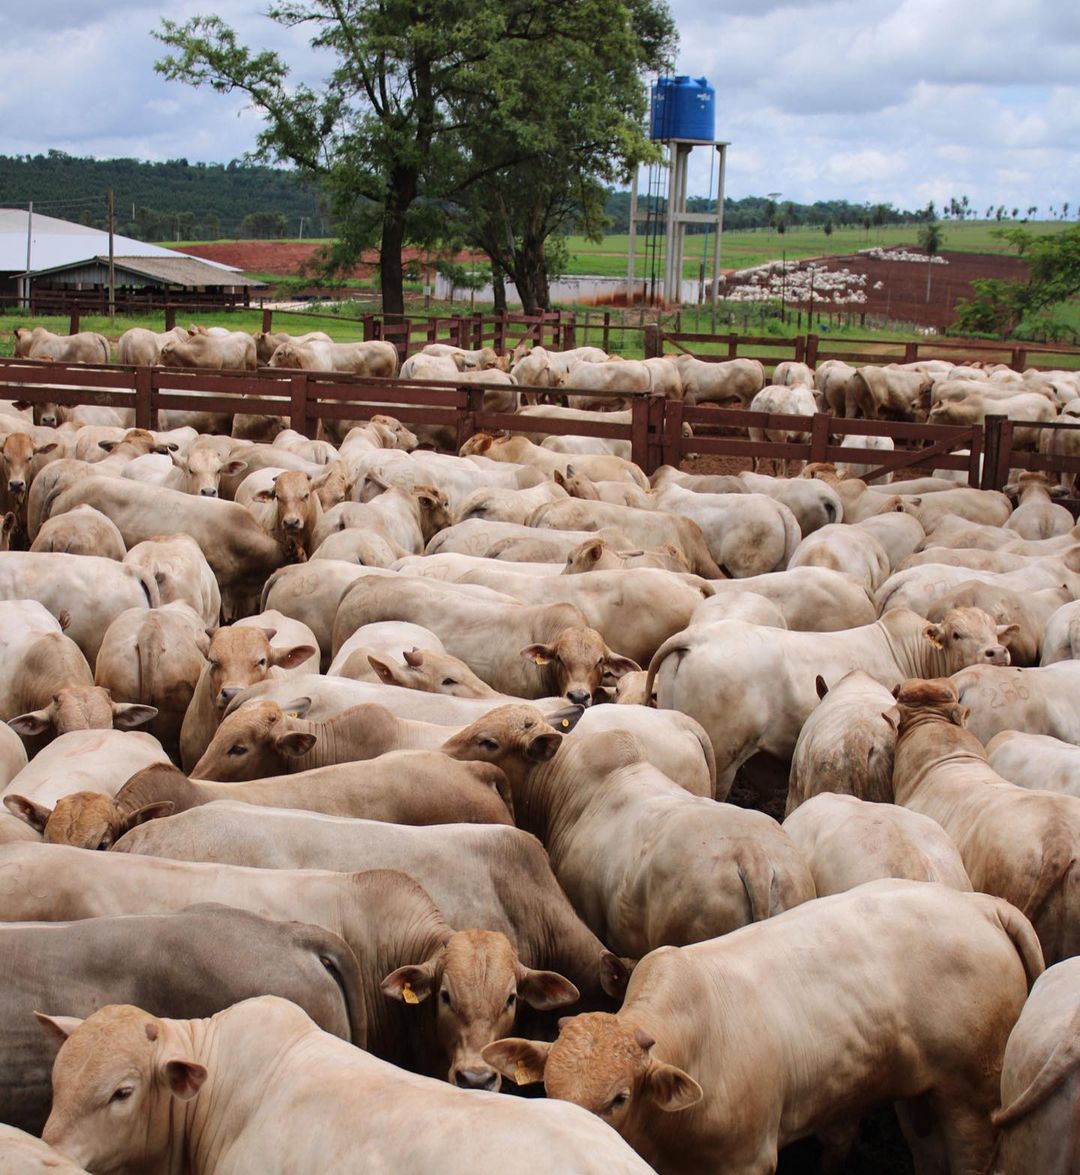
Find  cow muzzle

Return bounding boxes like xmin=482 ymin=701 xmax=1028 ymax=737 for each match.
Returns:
xmin=984 ymin=646 xmax=1010 ymax=665
xmin=282 ymin=517 xmax=302 ymax=531
xmin=565 ymin=688 xmax=592 ymax=708
xmin=7 ymin=480 xmax=23 ymax=495
xmin=200 ymin=486 xmax=218 ymax=497
xmin=453 ymin=1067 xmax=499 ymax=1091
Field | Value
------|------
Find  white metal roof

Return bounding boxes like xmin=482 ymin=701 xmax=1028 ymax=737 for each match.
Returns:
xmin=0 ymin=208 xmax=240 ymax=275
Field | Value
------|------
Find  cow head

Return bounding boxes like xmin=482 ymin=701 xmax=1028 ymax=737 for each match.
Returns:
xmin=253 ymin=470 xmax=315 ymax=537
xmin=522 ymin=626 xmax=641 ymax=707
xmin=267 ymin=343 xmax=300 ymax=369
xmin=4 ymin=790 xmax=172 ymax=849
xmin=553 ymin=467 xmax=600 ymax=500
xmin=483 ymin=1013 xmax=701 ymax=1134
xmin=368 ymin=415 xmax=418 ymax=451
xmin=459 ymin=433 xmax=495 ymax=458
xmin=890 ymin=677 xmax=969 ymax=736
xmin=172 ymin=448 xmax=246 ymax=498
xmin=382 ymin=929 xmax=579 ymax=1091
xmin=367 ymin=648 xmax=500 ymax=699
xmin=8 ymin=688 xmax=157 ymax=739
xmin=0 ymin=433 xmax=57 ymax=497
xmin=439 ymin=703 xmax=583 ymax=795
xmin=923 ymin=606 xmax=1015 ymax=672
xmin=38 ymin=1005 xmax=206 ymax=1173
xmin=190 ymin=698 xmax=315 ymax=781
xmin=205 ymin=626 xmax=316 ymax=712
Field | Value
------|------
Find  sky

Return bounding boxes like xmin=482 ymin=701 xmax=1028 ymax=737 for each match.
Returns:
xmin=2 ymin=0 xmax=1078 ymax=214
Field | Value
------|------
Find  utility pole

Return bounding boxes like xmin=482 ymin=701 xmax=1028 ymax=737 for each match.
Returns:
xmin=24 ymin=201 xmax=33 ymax=309
xmin=298 ymin=216 xmax=306 ymax=240
xmin=107 ymin=189 xmax=116 ymax=323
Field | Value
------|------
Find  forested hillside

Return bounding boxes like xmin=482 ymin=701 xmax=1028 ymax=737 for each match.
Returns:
xmin=0 ymin=151 xmax=934 ymax=243
xmin=0 ymin=151 xmax=323 ymax=239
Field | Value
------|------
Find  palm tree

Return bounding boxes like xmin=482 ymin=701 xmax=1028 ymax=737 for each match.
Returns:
xmin=917 ymin=221 xmax=945 ymax=303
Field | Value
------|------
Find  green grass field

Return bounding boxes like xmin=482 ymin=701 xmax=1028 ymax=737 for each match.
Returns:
xmin=563 ymin=220 xmax=1066 ymax=279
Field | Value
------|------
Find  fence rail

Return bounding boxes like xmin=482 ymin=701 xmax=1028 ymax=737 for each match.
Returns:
xmin=2 ymin=357 xmax=1080 ymax=492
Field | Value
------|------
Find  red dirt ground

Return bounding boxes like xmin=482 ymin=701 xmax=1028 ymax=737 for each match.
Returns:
xmin=778 ymin=250 xmax=1030 ymax=330
xmin=176 ymin=242 xmax=484 ymax=279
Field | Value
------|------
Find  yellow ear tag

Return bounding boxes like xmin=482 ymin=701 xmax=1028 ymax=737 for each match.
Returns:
xmin=533 ymin=655 xmax=550 ymax=666
xmin=560 ymin=719 xmax=570 ymax=729
xmin=286 ymin=711 xmax=301 ymax=718
xmin=515 ymin=1061 xmax=534 ymax=1085
xmin=402 ymin=982 xmax=420 ymax=1006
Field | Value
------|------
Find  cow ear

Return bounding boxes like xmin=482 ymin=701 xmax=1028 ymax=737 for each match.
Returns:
xmin=162 ymin=1059 xmax=207 ymax=1101
xmin=270 ymin=645 xmax=316 ymax=671
xmin=169 ymin=450 xmax=188 ymax=470
xmin=880 ymin=707 xmax=899 ymax=732
xmin=599 ymin=950 xmax=634 ymax=998
xmin=481 ymin=1038 xmax=550 ymax=1085
xmin=517 ymin=967 xmax=579 ymax=1011
xmin=275 ymin=730 xmax=316 ymax=757
xmin=122 ymin=801 xmax=175 ymax=832
xmin=947 ymin=704 xmax=970 ymax=728
xmin=221 ymin=459 xmax=248 ymax=477
xmin=521 ymin=643 xmax=555 ymax=667
xmin=381 ymin=961 xmax=438 ymax=1005
xmin=34 ymin=1012 xmax=84 ymax=1054
xmin=4 ymin=794 xmax=52 ymax=832
xmin=545 ymin=704 xmax=585 ymax=734
xmin=923 ymin=622 xmax=944 ymax=649
xmin=367 ymin=654 xmax=404 ymax=685
xmin=98 ymin=440 xmax=118 ymax=452
xmin=402 ymin=648 xmax=425 ymax=668
xmin=604 ymin=654 xmax=642 ymax=681
xmin=110 ymin=702 xmax=159 ymax=730
xmin=34 ymin=441 xmax=58 ymax=457
xmin=7 ymin=709 xmax=52 ymax=736
xmin=251 ymin=488 xmax=276 ymax=503
xmin=553 ymin=469 xmax=567 ymax=488
xmin=645 ymin=1062 xmax=703 ymax=1113
xmin=815 ymin=675 xmax=829 ymax=699
xmin=997 ymin=623 xmax=1020 ymax=641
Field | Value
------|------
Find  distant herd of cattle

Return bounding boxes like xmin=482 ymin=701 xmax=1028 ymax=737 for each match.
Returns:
xmin=0 ymin=321 xmax=1079 ymax=1173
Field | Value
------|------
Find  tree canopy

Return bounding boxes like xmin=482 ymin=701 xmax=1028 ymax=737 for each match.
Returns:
xmin=155 ymin=0 xmax=675 ymax=314
xmin=954 ymin=224 xmax=1080 ymax=339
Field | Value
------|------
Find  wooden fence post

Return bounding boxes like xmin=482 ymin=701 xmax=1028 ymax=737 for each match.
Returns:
xmin=68 ymin=309 xmax=80 ymax=336
xmin=494 ymin=312 xmax=507 ymax=355
xmin=903 ymin=341 xmax=918 ymax=363
xmin=644 ymin=323 xmax=661 ymax=359
xmin=164 ymin=305 xmax=176 ymax=331
xmin=362 ymin=315 xmax=376 ymax=342
xmin=981 ymin=415 xmax=1007 ymax=490
xmin=261 ymin=307 xmax=273 ymax=333
xmin=661 ymin=398 xmax=685 ymax=469
xmin=966 ymin=425 xmax=984 ymax=487
xmin=563 ymin=316 xmax=576 ymax=350
xmin=646 ymin=393 xmax=666 ymax=473
xmin=602 ymin=311 xmax=611 ymax=354
xmin=458 ymin=387 xmax=484 ymax=451
xmin=794 ymin=335 xmax=805 ymax=363
xmin=290 ymin=373 xmax=308 ymax=434
xmin=630 ymin=395 xmax=651 ymax=470
xmin=805 ymin=333 xmax=819 ymax=367
xmin=134 ymin=366 xmax=153 ymax=431
xmin=728 ymin=332 xmax=738 ymax=359
xmin=809 ymin=413 xmax=830 ymax=465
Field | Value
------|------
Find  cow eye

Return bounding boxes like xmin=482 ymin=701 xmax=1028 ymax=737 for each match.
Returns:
xmin=505 ymin=993 xmax=516 ymax=1008
xmin=478 ymin=738 xmax=499 ymax=752
xmin=439 ymin=989 xmax=451 ymax=1007
xmin=441 ymin=678 xmax=458 ymax=687
xmin=952 ymin=632 xmax=961 ymax=640
xmin=110 ymin=1086 xmax=133 ymax=1103
xmin=608 ymin=1091 xmax=629 ymax=1112
xmin=256 ymin=658 xmax=267 ymax=668
xmin=227 ymin=744 xmax=247 ymax=756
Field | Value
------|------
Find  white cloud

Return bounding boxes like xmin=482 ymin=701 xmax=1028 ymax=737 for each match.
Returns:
xmin=1 ymin=0 xmax=1077 ymax=214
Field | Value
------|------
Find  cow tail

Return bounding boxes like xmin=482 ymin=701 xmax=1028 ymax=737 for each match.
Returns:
xmin=131 ymin=567 xmax=161 ymax=609
xmin=313 ymin=937 xmax=368 ymax=1050
xmin=643 ymin=633 xmax=694 ymax=710
xmin=736 ymin=850 xmax=774 ymax=923
xmin=993 ymin=1004 xmax=1080 ymax=1128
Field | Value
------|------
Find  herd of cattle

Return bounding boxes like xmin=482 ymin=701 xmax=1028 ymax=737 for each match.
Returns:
xmin=1 ymin=322 xmax=1080 ymax=1173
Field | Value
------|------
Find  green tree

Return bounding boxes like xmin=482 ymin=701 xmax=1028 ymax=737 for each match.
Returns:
xmin=955 ymin=223 xmax=1080 ymax=338
xmin=917 ymin=220 xmax=945 ymax=302
xmin=823 ymin=219 xmax=833 ymax=238
xmin=155 ymin=0 xmax=672 ymax=316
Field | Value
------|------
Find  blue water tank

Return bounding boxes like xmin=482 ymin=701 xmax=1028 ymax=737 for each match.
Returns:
xmin=650 ymin=76 xmax=715 ymax=141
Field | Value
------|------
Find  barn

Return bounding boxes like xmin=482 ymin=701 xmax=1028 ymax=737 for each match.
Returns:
xmin=0 ymin=208 xmax=264 ymax=311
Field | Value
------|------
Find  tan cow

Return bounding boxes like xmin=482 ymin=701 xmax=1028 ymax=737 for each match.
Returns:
xmin=950 ymin=661 xmax=1080 ymax=746
xmin=13 ymin=326 xmax=109 ymax=364
xmin=30 ymin=504 xmax=127 ymax=559
xmin=94 ymin=603 xmax=210 ymax=760
xmin=123 ymin=534 xmax=221 ymax=628
xmin=39 ymin=998 xmax=654 ymax=1173
xmin=649 ymin=606 xmax=1013 ymax=797
xmin=116 ymin=326 xmax=187 ymax=366
xmin=159 ymin=329 xmax=256 ymax=370
xmin=781 ymin=792 xmax=971 ymax=895
xmin=785 ymin=671 xmax=896 ymax=814
xmin=993 ymin=958 xmax=1080 ymax=1174
xmin=0 ymin=1124 xmax=89 ymax=1172
xmin=563 ymin=538 xmax=690 ymax=574
xmin=1004 ymin=472 xmax=1074 ymax=539
xmin=891 ymin=677 xmax=1080 ymax=963
xmin=987 ymin=730 xmax=1080 ymax=797
xmin=269 ymin=338 xmax=398 ymax=376
xmin=675 ymin=355 xmax=764 ymax=406
xmin=786 ymin=522 xmax=890 ymax=591
xmin=178 ymin=625 xmax=317 ymax=771
xmin=252 ymin=329 xmax=332 ymax=364
xmin=247 ymin=469 xmax=322 ymax=561
xmin=314 ymin=482 xmax=450 ymax=555
xmin=460 ymin=433 xmax=649 ymax=489
xmin=505 ymin=728 xmax=814 ymax=956
xmin=485 ymin=880 xmax=1042 ymax=1175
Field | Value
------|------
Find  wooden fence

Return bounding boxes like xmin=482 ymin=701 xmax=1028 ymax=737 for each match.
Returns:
xmin=4 ymin=356 xmax=1080 ymax=491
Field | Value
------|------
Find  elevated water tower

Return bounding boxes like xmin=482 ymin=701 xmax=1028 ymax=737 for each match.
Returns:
xmin=627 ymin=76 xmax=728 ymax=307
